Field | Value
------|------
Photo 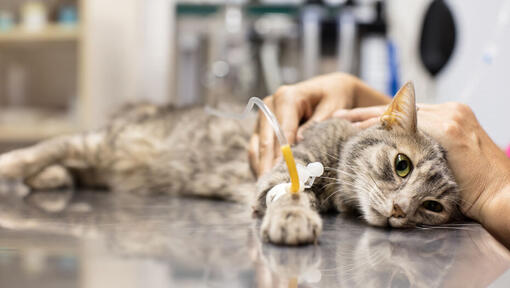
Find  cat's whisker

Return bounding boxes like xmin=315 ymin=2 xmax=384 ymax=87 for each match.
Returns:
xmin=437 ymin=222 xmax=478 ymax=227
xmin=323 ymin=189 xmax=352 ymax=203
xmin=369 ymin=193 xmax=385 ymax=207
xmin=366 ymin=174 xmax=386 ymax=201
xmin=320 ymin=181 xmax=340 ymax=190
xmin=417 ymin=224 xmax=476 ymax=231
xmin=361 ymin=180 xmax=385 ymax=206
xmin=333 ymin=168 xmax=379 ymax=190
xmin=319 ymin=176 xmax=342 ymax=181
xmin=323 ymin=152 xmax=340 ymax=161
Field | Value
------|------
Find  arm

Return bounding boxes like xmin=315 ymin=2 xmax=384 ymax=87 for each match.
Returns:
xmin=334 ymin=102 xmax=510 ymax=248
xmin=479 ymin=183 xmax=510 ymax=248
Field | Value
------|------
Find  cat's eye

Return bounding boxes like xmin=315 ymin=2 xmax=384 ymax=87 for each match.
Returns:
xmin=394 ymin=153 xmax=412 ymax=178
xmin=422 ymin=200 xmax=443 ymax=213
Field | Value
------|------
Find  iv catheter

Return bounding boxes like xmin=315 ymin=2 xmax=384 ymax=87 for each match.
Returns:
xmin=206 ymin=97 xmax=300 ymax=193
xmin=206 ymin=97 xmax=323 ymax=195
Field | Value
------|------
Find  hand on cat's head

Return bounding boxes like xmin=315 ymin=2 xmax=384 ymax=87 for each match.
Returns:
xmin=335 ymin=83 xmax=460 ymax=227
xmin=334 ymin=89 xmax=510 ymax=226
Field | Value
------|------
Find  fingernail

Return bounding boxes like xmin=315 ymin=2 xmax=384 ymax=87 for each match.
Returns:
xmin=297 ymin=130 xmax=304 ymax=142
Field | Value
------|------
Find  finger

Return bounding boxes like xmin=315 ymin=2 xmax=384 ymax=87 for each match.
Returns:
xmin=258 ymin=97 xmax=276 ymax=176
xmin=416 ymin=103 xmax=434 ymax=110
xmin=272 ymin=93 xmax=301 ymax=163
xmin=248 ymin=134 xmax=260 ymax=177
xmin=416 ymin=108 xmax=443 ymax=139
xmin=353 ymin=117 xmax=380 ymax=129
xmin=297 ymin=99 xmax=337 ymax=141
xmin=333 ymin=106 xmax=386 ymax=122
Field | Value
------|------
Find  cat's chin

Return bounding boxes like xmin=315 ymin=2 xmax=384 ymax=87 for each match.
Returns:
xmin=364 ymin=213 xmax=415 ymax=228
xmin=364 ymin=212 xmax=389 ymax=227
xmin=387 ymin=217 xmax=415 ymax=228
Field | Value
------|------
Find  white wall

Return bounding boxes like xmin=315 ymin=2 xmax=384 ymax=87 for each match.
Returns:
xmin=388 ymin=0 xmax=510 ymax=147
xmin=436 ymin=0 xmax=510 ymax=147
xmin=82 ymin=0 xmax=174 ymax=128
xmin=142 ymin=0 xmax=174 ymax=105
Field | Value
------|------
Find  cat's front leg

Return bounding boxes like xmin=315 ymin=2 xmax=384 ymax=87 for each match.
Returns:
xmin=261 ymin=191 xmax=322 ymax=245
xmin=254 ymin=158 xmax=323 ymax=245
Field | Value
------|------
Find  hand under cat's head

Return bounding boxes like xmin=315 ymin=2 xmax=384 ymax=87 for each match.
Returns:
xmin=337 ymin=82 xmax=461 ymax=227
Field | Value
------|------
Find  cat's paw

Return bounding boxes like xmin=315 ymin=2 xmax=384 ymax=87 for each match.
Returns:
xmin=26 ymin=165 xmax=73 ymax=190
xmin=261 ymin=205 xmax=322 ymax=246
xmin=0 ymin=150 xmax=27 ymax=180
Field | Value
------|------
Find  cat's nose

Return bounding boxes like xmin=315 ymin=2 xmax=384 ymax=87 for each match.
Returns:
xmin=391 ymin=203 xmax=406 ymax=218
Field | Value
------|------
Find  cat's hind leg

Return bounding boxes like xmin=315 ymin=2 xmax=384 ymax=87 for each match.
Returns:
xmin=0 ymin=131 xmax=106 ymax=189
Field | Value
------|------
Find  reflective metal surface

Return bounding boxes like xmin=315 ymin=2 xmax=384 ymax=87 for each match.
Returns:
xmin=0 ymin=190 xmax=509 ymax=287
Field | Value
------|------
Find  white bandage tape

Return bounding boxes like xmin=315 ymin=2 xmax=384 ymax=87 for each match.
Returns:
xmin=265 ymin=183 xmax=290 ymax=206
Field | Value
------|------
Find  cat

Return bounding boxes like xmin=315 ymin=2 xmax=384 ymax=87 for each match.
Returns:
xmin=0 ymin=82 xmax=460 ymax=246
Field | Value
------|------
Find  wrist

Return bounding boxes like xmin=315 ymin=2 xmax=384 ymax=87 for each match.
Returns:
xmin=478 ymin=183 xmax=510 ymax=241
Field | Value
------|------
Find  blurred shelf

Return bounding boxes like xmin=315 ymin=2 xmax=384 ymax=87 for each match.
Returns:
xmin=0 ymin=108 xmax=78 ymax=142
xmin=0 ymin=24 xmax=80 ymax=43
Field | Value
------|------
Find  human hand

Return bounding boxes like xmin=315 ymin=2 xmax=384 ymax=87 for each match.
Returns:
xmin=249 ymin=73 xmax=358 ymax=177
xmin=333 ymin=103 xmax=510 ymax=226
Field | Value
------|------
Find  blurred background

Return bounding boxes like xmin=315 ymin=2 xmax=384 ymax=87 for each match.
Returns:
xmin=2 ymin=2 xmax=510 ymax=287
xmin=0 ymin=0 xmax=509 ymax=151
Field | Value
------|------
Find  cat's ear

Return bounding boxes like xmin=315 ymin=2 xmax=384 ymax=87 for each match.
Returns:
xmin=380 ymin=82 xmax=417 ymax=133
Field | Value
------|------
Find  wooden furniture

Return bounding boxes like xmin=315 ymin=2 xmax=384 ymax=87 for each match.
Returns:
xmin=0 ymin=0 xmax=85 ymax=144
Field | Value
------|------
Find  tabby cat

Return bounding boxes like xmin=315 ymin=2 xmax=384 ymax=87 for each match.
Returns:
xmin=0 ymin=82 xmax=460 ymax=245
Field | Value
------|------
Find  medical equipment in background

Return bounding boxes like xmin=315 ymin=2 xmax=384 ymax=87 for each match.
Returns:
xmin=175 ymin=3 xmax=257 ymax=107
xmin=173 ymin=0 xmax=393 ymax=106
xmin=254 ymin=14 xmax=298 ymax=93
xmin=301 ymin=4 xmax=322 ymax=80
xmin=337 ymin=4 xmax=356 ymax=74
xmin=176 ymin=32 xmax=208 ymax=107
xmin=419 ymin=0 xmax=456 ymax=77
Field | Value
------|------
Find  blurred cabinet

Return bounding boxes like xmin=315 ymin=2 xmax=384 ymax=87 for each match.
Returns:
xmin=0 ymin=0 xmax=83 ymax=143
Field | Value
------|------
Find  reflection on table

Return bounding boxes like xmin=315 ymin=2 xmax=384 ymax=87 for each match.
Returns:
xmin=0 ymin=190 xmax=508 ymax=288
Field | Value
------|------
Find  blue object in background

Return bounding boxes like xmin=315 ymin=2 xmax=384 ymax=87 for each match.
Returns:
xmin=0 ymin=11 xmax=14 ymax=31
xmin=387 ymin=40 xmax=400 ymax=96
xmin=58 ymin=5 xmax=78 ymax=26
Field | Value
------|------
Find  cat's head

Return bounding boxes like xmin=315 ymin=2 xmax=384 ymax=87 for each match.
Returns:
xmin=338 ymin=82 xmax=460 ymax=227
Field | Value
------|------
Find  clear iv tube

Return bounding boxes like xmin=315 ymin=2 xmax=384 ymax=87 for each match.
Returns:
xmin=205 ymin=97 xmax=288 ymax=146
xmin=206 ymin=97 xmax=300 ymax=193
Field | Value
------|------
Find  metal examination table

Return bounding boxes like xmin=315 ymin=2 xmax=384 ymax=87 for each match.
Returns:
xmin=0 ymin=190 xmax=509 ymax=287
